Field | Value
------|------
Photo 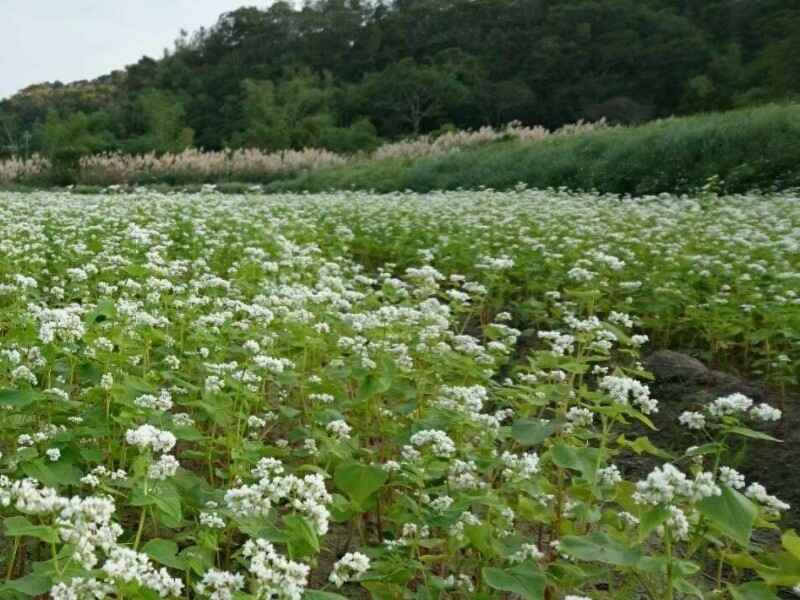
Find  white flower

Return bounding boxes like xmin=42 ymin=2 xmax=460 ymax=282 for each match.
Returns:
xmin=329 ymin=552 xmax=371 ymax=587
xmin=566 ymin=407 xmax=594 ymax=427
xmin=745 ymin=482 xmax=791 ymax=516
xmin=100 ymin=373 xmax=114 ymax=392
xmin=196 ymin=569 xmax=245 ymax=600
xmin=509 ymin=543 xmax=543 ymax=564
xmin=148 ymin=454 xmax=180 ymax=480
xmin=326 ymin=419 xmax=352 ymax=440
xmin=599 ymin=375 xmax=658 ymax=414
xmin=718 ymin=466 xmax=745 ymax=490
xmin=750 ymin=403 xmax=781 ymax=422
xmin=410 ymin=429 xmax=456 ymax=457
xmin=125 ymin=425 xmax=176 ymax=454
xmin=597 ymin=464 xmax=622 ymax=487
xmin=678 ymin=411 xmax=706 ymax=430
xmin=242 ymin=538 xmax=309 ymax=600
xmin=46 ymin=448 xmax=61 ymax=462
xmin=708 ymin=393 xmax=753 ymax=417
xmin=633 ymin=464 xmax=719 ymax=505
xmin=50 ymin=577 xmax=114 ymax=600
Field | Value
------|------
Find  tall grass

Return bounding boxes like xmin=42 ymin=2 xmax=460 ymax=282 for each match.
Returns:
xmin=267 ymin=104 xmax=800 ymax=195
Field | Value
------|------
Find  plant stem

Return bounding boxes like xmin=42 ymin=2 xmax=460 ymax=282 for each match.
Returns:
xmin=133 ymin=507 xmax=147 ymax=550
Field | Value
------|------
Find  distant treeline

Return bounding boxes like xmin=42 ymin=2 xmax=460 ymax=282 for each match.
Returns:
xmin=0 ymin=0 xmax=798 ymax=163
xmin=3 ymin=104 xmax=799 ymax=197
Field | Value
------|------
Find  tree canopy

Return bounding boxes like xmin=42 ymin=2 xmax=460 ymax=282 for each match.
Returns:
xmin=1 ymin=0 xmax=797 ymax=158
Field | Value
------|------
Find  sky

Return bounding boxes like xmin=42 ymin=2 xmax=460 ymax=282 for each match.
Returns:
xmin=0 ymin=0 xmax=261 ymax=100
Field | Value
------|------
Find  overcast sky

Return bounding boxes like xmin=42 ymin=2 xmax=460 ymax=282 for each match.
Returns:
xmin=0 ymin=0 xmax=262 ymax=100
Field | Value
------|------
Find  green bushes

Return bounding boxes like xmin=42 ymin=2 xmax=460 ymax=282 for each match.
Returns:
xmin=267 ymin=103 xmax=800 ymax=195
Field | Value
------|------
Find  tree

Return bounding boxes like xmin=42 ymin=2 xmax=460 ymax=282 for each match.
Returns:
xmin=134 ymin=90 xmax=194 ymax=153
xmin=359 ymin=59 xmax=469 ymax=135
xmin=35 ymin=110 xmax=104 ymax=164
xmin=231 ymin=79 xmax=291 ymax=150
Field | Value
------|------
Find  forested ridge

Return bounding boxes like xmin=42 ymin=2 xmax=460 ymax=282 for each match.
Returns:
xmin=1 ymin=0 xmax=798 ymax=160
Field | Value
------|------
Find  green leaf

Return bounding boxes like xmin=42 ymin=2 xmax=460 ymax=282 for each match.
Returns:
xmin=698 ymin=485 xmax=757 ymax=546
xmin=616 ymin=435 xmax=673 ymax=459
xmin=464 ymin=524 xmax=493 ymax=556
xmin=550 ymin=444 xmax=599 ymax=480
xmin=357 ymin=371 xmax=392 ymax=401
xmin=179 ymin=545 xmax=215 ymax=576
xmin=3 ymin=574 xmax=52 ymax=596
xmin=727 ymin=427 xmax=782 ymax=443
xmin=511 ymin=419 xmax=555 ymax=446
xmin=727 ymin=582 xmax=779 ymax=600
xmin=638 ymin=506 xmax=671 ymax=541
xmin=304 ymin=592 xmax=350 ymax=600
xmin=333 ymin=462 xmax=387 ymax=509
xmin=86 ymin=299 xmax=115 ymax=324
xmin=283 ymin=514 xmax=320 ymax=558
xmin=559 ymin=532 xmax=643 ymax=567
xmin=482 ymin=564 xmax=545 ymax=600
xmin=782 ymin=530 xmax=800 ymax=560
xmin=3 ymin=516 xmax=58 ymax=543
xmin=142 ymin=538 xmax=186 ymax=570
xmin=152 ymin=482 xmax=183 ymax=528
xmin=21 ymin=459 xmax=82 ymax=487
xmin=0 ymin=389 xmax=39 ymax=410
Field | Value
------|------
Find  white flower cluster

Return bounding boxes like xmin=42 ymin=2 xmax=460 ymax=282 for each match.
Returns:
xmin=31 ymin=304 xmax=86 ymax=344
xmin=409 ymin=429 xmax=456 ymax=457
xmin=103 ymin=546 xmax=184 ymax=597
xmin=243 ymin=538 xmax=309 ymax=600
xmin=329 ymin=552 xmax=371 ymax=587
xmin=196 ymin=569 xmax=245 ymax=600
xmin=745 ymin=482 xmax=791 ymax=517
xmin=225 ymin=459 xmax=332 ymax=534
xmin=125 ymin=425 xmax=177 ymax=454
xmin=509 ymin=542 xmax=543 ymax=563
xmin=50 ymin=577 xmax=114 ymax=600
xmin=0 ymin=477 xmax=182 ymax=597
xmin=681 ymin=394 xmax=781 ymax=429
xmin=134 ymin=390 xmax=174 ymax=412
xmin=633 ymin=464 xmax=720 ymax=506
xmin=599 ymin=375 xmax=658 ymax=414
xmin=326 ymin=419 xmax=352 ymax=440
xmin=500 ymin=451 xmax=540 ymax=481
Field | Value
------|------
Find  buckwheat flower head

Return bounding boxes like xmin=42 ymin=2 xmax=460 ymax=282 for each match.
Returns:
xmin=242 ymin=538 xmax=309 ymax=600
xmin=745 ymin=482 xmax=791 ymax=516
xmin=750 ymin=403 xmax=781 ymax=422
xmin=100 ymin=372 xmax=114 ymax=391
xmin=719 ymin=466 xmax=745 ymax=490
xmin=600 ymin=375 xmax=658 ymax=414
xmin=500 ymin=451 xmax=540 ymax=481
xmin=50 ymin=577 xmax=114 ymax=600
xmin=196 ymin=569 xmax=245 ymax=600
xmin=102 ymin=546 xmax=184 ymax=597
xmin=410 ymin=429 xmax=456 ymax=457
xmin=566 ymin=407 xmax=594 ymax=427
xmin=326 ymin=419 xmax=352 ymax=440
xmin=148 ymin=454 xmax=180 ymax=480
xmin=678 ymin=411 xmax=706 ymax=430
xmin=633 ymin=464 xmax=719 ymax=505
xmin=125 ymin=425 xmax=176 ymax=454
xmin=708 ymin=393 xmax=753 ymax=417
xmin=509 ymin=542 xmax=543 ymax=564
xmin=329 ymin=552 xmax=371 ymax=587
xmin=597 ymin=464 xmax=622 ymax=487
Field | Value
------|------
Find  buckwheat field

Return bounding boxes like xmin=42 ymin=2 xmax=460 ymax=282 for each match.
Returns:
xmin=0 ymin=189 xmax=798 ymax=600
